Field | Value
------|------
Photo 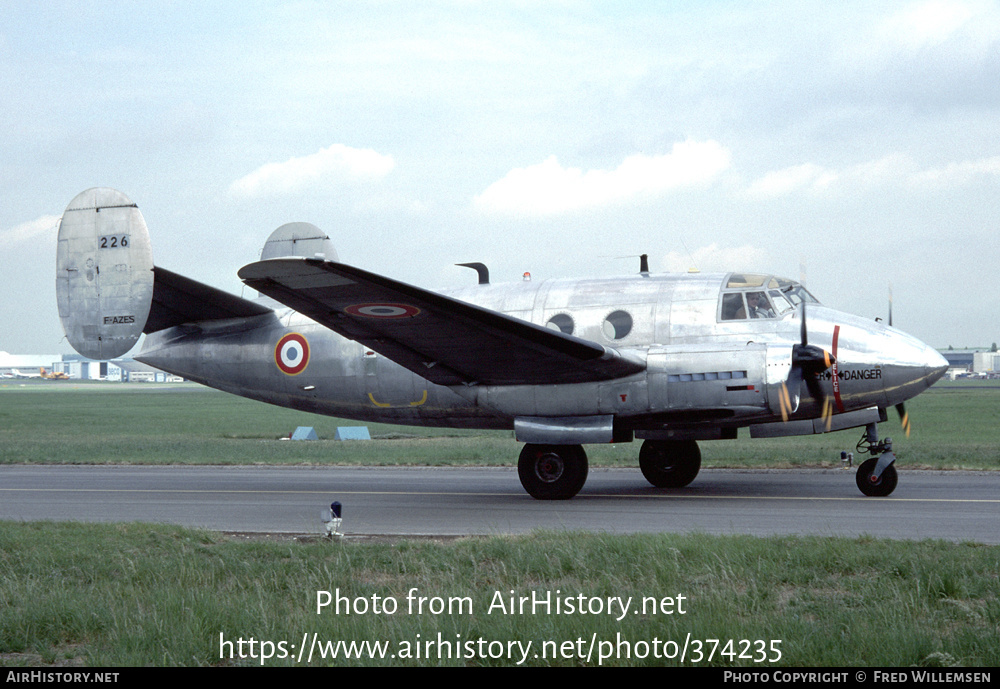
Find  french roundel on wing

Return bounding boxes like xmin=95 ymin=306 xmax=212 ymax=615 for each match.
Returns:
xmin=275 ymin=333 xmax=310 ymax=375
xmin=344 ymin=303 xmax=421 ymax=319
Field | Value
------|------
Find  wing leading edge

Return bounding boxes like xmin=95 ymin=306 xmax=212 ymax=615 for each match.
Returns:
xmin=238 ymin=258 xmax=646 ymax=386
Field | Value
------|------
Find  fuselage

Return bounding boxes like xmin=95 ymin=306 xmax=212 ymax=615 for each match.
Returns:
xmin=136 ymin=271 xmax=948 ymax=438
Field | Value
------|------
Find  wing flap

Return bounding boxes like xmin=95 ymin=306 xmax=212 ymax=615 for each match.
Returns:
xmin=238 ymin=258 xmax=645 ymax=386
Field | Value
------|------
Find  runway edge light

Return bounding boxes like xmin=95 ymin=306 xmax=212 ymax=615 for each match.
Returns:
xmin=322 ymin=501 xmax=343 ymax=540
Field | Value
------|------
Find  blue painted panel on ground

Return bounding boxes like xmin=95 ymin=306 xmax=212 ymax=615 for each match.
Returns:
xmin=335 ymin=426 xmax=371 ymax=440
xmin=291 ymin=426 xmax=319 ymax=440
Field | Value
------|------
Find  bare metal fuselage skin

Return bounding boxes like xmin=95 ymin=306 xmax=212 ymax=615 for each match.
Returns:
xmin=136 ymin=271 xmax=947 ymax=441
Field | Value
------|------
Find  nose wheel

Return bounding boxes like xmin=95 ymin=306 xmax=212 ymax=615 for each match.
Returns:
xmin=854 ymin=422 xmax=898 ymax=497
xmin=856 ymin=458 xmax=898 ymax=497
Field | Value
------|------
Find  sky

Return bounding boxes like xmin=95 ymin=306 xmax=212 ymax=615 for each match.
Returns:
xmin=2 ymin=0 xmax=999 ymax=355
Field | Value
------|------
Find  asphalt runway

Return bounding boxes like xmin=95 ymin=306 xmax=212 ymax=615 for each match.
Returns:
xmin=2 ymin=465 xmax=998 ymax=543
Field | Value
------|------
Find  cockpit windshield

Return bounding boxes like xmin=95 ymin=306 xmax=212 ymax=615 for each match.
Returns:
xmin=720 ymin=274 xmax=818 ymax=321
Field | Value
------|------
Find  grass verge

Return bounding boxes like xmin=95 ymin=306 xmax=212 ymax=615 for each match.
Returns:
xmin=1 ymin=521 xmax=998 ymax=667
xmin=1 ymin=383 xmax=997 ymax=470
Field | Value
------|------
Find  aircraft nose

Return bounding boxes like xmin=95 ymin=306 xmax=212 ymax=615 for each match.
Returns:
xmin=922 ymin=344 xmax=949 ymax=383
xmin=881 ymin=329 xmax=948 ymax=405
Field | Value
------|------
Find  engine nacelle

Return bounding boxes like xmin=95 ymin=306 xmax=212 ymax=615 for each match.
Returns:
xmin=56 ymin=188 xmax=154 ymax=359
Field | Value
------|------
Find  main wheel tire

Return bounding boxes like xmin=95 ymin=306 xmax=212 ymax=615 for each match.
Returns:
xmin=639 ymin=439 xmax=701 ymax=488
xmin=856 ymin=457 xmax=898 ymax=497
xmin=518 ymin=444 xmax=588 ymax=500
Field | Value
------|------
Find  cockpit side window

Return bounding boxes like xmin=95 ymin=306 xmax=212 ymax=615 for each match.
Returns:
xmin=769 ymin=290 xmax=794 ymax=314
xmin=771 ymin=277 xmax=819 ymax=306
xmin=721 ymin=293 xmax=745 ymax=321
xmin=782 ymin=285 xmax=818 ymax=306
xmin=720 ymin=273 xmax=812 ymax=321
xmin=745 ymin=291 xmax=775 ymax=319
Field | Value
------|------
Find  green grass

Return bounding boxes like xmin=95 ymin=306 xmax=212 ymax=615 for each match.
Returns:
xmin=3 ymin=383 xmax=998 ymax=667
xmin=1 ymin=522 xmax=998 ymax=667
xmin=1 ymin=382 xmax=997 ymax=469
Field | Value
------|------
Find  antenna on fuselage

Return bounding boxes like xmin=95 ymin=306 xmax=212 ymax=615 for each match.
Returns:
xmin=608 ymin=253 xmax=652 ymax=276
xmin=456 ymin=262 xmax=490 ymax=285
xmin=677 ymin=237 xmax=699 ymax=273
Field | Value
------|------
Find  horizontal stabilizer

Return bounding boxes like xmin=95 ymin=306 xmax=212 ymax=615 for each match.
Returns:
xmin=144 ymin=267 xmax=273 ymax=333
xmin=239 ymin=258 xmax=646 ymax=386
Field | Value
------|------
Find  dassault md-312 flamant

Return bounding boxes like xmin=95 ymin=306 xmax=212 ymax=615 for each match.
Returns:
xmin=56 ymin=188 xmax=948 ymax=499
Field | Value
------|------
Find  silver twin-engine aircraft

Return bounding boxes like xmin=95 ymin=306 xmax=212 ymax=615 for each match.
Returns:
xmin=56 ymin=188 xmax=948 ymax=499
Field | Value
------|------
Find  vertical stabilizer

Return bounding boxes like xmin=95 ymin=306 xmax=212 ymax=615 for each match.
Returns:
xmin=56 ymin=188 xmax=154 ymax=359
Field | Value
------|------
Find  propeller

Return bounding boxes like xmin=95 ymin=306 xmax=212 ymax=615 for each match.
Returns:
xmin=888 ymin=282 xmax=893 ymax=327
xmin=888 ymin=285 xmax=912 ymax=437
xmin=779 ymin=303 xmax=836 ymax=429
xmin=895 ymin=403 xmax=911 ymax=437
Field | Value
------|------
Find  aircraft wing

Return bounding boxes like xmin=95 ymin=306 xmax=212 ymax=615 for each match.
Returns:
xmin=238 ymin=258 xmax=646 ymax=386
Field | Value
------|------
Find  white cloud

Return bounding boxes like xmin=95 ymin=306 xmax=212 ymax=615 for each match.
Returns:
xmin=0 ymin=214 xmax=61 ymax=248
xmin=229 ymin=144 xmax=395 ymax=198
xmin=842 ymin=0 xmax=1000 ymax=73
xmin=474 ymin=140 xmax=732 ymax=215
xmin=659 ymin=243 xmax=770 ymax=274
xmin=744 ymin=163 xmax=837 ymax=199
xmin=746 ymin=153 xmax=1000 ymax=198
xmin=909 ymin=156 xmax=1000 ymax=186
xmin=886 ymin=0 xmax=981 ymax=50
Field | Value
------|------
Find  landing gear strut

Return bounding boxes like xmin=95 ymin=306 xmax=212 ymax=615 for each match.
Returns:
xmin=854 ymin=422 xmax=898 ymax=497
xmin=639 ymin=439 xmax=701 ymax=488
xmin=518 ymin=444 xmax=589 ymax=500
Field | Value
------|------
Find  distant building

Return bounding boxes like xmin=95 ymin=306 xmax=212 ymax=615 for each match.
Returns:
xmin=973 ymin=352 xmax=1000 ymax=374
xmin=941 ymin=350 xmax=976 ymax=371
xmin=0 ymin=351 xmax=62 ymax=377
xmin=2 ymin=351 xmax=184 ymax=382
xmin=52 ymin=356 xmax=123 ymax=381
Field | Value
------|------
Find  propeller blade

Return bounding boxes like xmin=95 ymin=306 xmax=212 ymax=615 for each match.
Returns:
xmin=821 ymin=396 xmax=834 ymax=431
xmin=779 ymin=367 xmax=803 ymax=422
xmin=800 ymin=301 xmax=808 ymax=345
xmin=888 ymin=282 xmax=893 ymax=328
xmin=896 ymin=402 xmax=910 ymax=437
xmin=782 ymin=302 xmax=836 ymax=427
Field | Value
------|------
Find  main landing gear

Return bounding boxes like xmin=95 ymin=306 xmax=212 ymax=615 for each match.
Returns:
xmin=517 ymin=439 xmax=705 ymax=499
xmin=854 ymin=422 xmax=898 ymax=497
xmin=518 ymin=444 xmax=589 ymax=500
xmin=639 ymin=439 xmax=702 ymax=488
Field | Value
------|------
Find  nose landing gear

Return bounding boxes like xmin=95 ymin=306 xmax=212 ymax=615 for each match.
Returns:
xmin=854 ymin=422 xmax=898 ymax=497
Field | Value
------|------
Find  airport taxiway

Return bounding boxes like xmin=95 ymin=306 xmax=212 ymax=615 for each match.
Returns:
xmin=2 ymin=465 xmax=998 ymax=543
